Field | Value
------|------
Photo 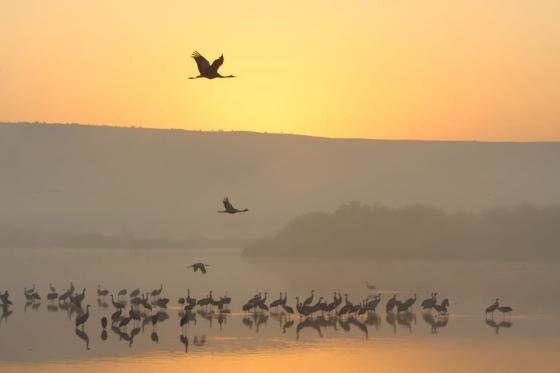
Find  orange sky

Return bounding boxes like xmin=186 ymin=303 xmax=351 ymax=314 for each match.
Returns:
xmin=1 ymin=0 xmax=559 ymax=140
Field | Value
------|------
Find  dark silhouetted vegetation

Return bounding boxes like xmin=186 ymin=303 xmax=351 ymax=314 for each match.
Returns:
xmin=244 ymin=202 xmax=560 ymax=260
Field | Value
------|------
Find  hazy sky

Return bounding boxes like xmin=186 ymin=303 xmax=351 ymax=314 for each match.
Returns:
xmin=1 ymin=0 xmax=559 ymax=140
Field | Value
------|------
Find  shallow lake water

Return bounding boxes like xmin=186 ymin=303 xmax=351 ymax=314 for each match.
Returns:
xmin=0 ymin=248 xmax=559 ymax=372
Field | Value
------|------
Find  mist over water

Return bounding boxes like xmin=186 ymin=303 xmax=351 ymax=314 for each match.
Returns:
xmin=1 ymin=248 xmax=559 ymax=372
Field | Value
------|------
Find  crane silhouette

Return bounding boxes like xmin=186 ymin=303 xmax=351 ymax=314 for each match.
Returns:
xmin=498 ymin=305 xmax=513 ymax=318
xmin=189 ymin=51 xmax=235 ymax=79
xmin=188 ymin=263 xmax=210 ymax=274
xmin=421 ymin=293 xmax=437 ymax=310
xmin=398 ymin=294 xmax=417 ymax=313
xmin=386 ymin=295 xmax=398 ymax=313
xmin=75 ymin=305 xmax=90 ymax=330
xmin=270 ymin=292 xmax=284 ymax=310
xmin=218 ymin=197 xmax=249 ymax=214
xmin=303 ymin=290 xmax=315 ymax=307
xmin=485 ymin=298 xmax=500 ymax=317
xmin=151 ymin=285 xmax=163 ymax=299
xmin=433 ymin=298 xmax=450 ymax=315
xmin=0 ymin=290 xmax=12 ymax=306
xmin=111 ymin=294 xmax=124 ymax=310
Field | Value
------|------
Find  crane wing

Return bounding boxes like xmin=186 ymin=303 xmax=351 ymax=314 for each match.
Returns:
xmin=191 ymin=51 xmax=210 ymax=73
xmin=210 ymin=54 xmax=224 ymax=72
xmin=223 ymin=197 xmax=235 ymax=211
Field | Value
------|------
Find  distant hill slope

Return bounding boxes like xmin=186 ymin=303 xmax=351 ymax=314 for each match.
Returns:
xmin=243 ymin=202 xmax=560 ymax=260
xmin=1 ymin=122 xmax=560 ymax=247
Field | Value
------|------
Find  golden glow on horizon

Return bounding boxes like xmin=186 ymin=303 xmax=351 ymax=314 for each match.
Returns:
xmin=0 ymin=0 xmax=559 ymax=140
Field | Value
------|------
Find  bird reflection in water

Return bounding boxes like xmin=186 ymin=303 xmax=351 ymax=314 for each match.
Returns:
xmin=111 ymin=325 xmax=133 ymax=347
xmin=217 ymin=311 xmax=228 ymax=330
xmin=315 ymin=314 xmax=338 ymax=333
xmin=348 ymin=317 xmax=369 ymax=339
xmin=422 ymin=313 xmax=449 ymax=334
xmin=151 ymin=331 xmax=159 ymax=344
xmin=47 ymin=304 xmax=58 ymax=312
xmin=386 ymin=312 xmax=397 ymax=334
xmin=242 ymin=316 xmax=254 ymax=329
xmin=296 ymin=318 xmax=323 ymax=339
xmin=282 ymin=319 xmax=295 ymax=334
xmin=397 ymin=311 xmax=415 ymax=333
xmin=193 ymin=335 xmax=206 ymax=347
xmin=269 ymin=309 xmax=286 ymax=328
xmin=130 ymin=326 xmax=141 ymax=346
xmin=141 ymin=313 xmax=152 ymax=332
xmin=364 ymin=312 xmax=381 ymax=330
xmin=122 ymin=332 xmax=133 ymax=348
xmin=179 ymin=309 xmax=197 ymax=329
xmin=111 ymin=325 xmax=123 ymax=338
xmin=75 ymin=328 xmax=90 ymax=350
xmin=195 ymin=308 xmax=230 ymax=329
xmin=197 ymin=309 xmax=214 ymax=327
xmin=157 ymin=310 xmax=169 ymax=323
xmin=97 ymin=298 xmax=109 ymax=308
xmin=180 ymin=333 xmax=189 ymax=352
xmin=485 ymin=318 xmax=513 ymax=335
xmin=59 ymin=301 xmax=81 ymax=321
xmin=242 ymin=312 xmax=268 ymax=333
xmin=338 ymin=317 xmax=351 ymax=333
xmin=0 ymin=305 xmax=12 ymax=325
xmin=336 ymin=316 xmax=368 ymax=339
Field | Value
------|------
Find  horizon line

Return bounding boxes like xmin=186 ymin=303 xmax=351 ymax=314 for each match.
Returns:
xmin=1 ymin=120 xmax=559 ymax=144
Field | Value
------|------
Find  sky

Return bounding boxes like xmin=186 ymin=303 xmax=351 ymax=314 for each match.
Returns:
xmin=0 ymin=0 xmax=559 ymax=141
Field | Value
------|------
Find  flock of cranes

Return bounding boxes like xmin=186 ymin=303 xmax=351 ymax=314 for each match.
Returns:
xmin=0 ymin=281 xmax=514 ymax=350
xmin=0 ymin=284 xmax=516 ymax=322
xmin=237 ymin=291 xmax=468 ymax=321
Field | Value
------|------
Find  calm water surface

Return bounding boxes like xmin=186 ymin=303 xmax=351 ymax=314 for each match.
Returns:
xmin=0 ymin=248 xmax=559 ymax=372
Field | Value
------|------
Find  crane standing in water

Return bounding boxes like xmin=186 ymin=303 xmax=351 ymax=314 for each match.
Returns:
xmin=303 ymin=290 xmax=315 ymax=307
xmin=485 ymin=298 xmax=500 ymax=317
xmin=421 ymin=293 xmax=438 ymax=310
xmin=0 ymin=290 xmax=12 ymax=306
xmin=498 ymin=305 xmax=513 ymax=318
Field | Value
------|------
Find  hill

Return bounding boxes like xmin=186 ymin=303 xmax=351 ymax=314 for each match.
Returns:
xmin=1 ymin=122 xmax=560 ymax=248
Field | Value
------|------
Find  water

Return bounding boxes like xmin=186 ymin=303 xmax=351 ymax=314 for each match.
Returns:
xmin=0 ymin=248 xmax=559 ymax=372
